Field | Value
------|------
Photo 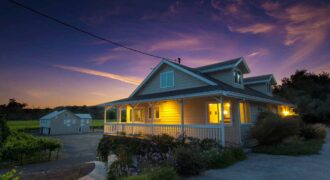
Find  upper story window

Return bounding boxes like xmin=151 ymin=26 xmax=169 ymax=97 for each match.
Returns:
xmin=160 ymin=71 xmax=174 ymax=88
xmin=234 ymin=70 xmax=242 ymax=84
xmin=266 ymin=82 xmax=271 ymax=92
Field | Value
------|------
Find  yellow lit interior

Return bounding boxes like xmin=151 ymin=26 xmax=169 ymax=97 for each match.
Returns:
xmin=279 ymin=105 xmax=295 ymax=116
xmin=208 ymin=102 xmax=231 ymax=124
xmin=239 ymin=102 xmax=251 ymax=124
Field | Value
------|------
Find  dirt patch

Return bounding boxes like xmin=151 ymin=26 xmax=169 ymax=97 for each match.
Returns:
xmin=20 ymin=162 xmax=95 ymax=180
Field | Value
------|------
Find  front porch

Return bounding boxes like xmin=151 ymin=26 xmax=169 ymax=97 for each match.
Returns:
xmin=103 ymin=96 xmax=254 ymax=146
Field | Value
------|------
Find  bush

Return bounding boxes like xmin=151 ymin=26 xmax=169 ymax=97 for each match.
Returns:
xmin=0 ymin=115 xmax=11 ymax=146
xmin=174 ymin=146 xmax=204 ymax=176
xmin=123 ymin=166 xmax=177 ymax=180
xmin=1 ymin=131 xmax=62 ymax=163
xmin=201 ymin=148 xmax=246 ymax=169
xmin=300 ymin=123 xmax=327 ymax=140
xmin=251 ymin=112 xmax=301 ymax=145
xmin=0 ymin=169 xmax=19 ymax=180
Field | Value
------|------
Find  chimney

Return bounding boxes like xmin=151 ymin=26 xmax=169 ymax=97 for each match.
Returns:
xmin=178 ymin=58 xmax=181 ymax=64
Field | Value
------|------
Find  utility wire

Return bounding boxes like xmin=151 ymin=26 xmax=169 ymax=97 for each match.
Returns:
xmin=8 ymin=0 xmax=170 ymax=60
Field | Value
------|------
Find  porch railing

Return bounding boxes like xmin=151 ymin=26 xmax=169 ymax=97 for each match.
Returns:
xmin=104 ymin=122 xmax=222 ymax=140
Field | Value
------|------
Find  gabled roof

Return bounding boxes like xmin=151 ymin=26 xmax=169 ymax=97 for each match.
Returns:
xmin=129 ymin=59 xmax=218 ymax=97
xmin=75 ymin=114 xmax=92 ymax=119
xmin=244 ymin=74 xmax=277 ymax=85
xmin=195 ymin=57 xmax=250 ymax=74
xmin=40 ymin=110 xmax=66 ymax=120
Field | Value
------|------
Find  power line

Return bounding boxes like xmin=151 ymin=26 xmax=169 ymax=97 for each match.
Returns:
xmin=8 ymin=0 xmax=170 ymax=60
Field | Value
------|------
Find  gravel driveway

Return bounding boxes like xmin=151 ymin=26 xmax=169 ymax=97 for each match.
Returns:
xmin=6 ymin=132 xmax=103 ymax=175
xmin=191 ymin=129 xmax=330 ymax=180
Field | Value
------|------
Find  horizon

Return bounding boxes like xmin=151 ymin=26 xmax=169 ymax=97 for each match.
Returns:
xmin=1 ymin=0 xmax=329 ymax=108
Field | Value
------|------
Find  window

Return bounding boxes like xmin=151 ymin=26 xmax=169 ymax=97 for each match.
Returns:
xmin=160 ymin=71 xmax=174 ymax=88
xmin=148 ymin=107 xmax=152 ymax=119
xmin=134 ymin=108 xmax=145 ymax=122
xmin=154 ymin=106 xmax=160 ymax=119
xmin=239 ymin=102 xmax=251 ymax=124
xmin=208 ymin=102 xmax=231 ymax=124
xmin=234 ymin=70 xmax=242 ymax=84
xmin=266 ymin=83 xmax=271 ymax=92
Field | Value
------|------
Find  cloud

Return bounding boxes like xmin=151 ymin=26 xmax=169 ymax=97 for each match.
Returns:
xmin=274 ymin=5 xmax=330 ymax=69
xmin=53 ymin=65 xmax=141 ymax=85
xmin=247 ymin=51 xmax=260 ymax=57
xmin=229 ymin=23 xmax=274 ymax=34
xmin=149 ymin=38 xmax=200 ymax=52
xmin=211 ymin=0 xmax=222 ymax=10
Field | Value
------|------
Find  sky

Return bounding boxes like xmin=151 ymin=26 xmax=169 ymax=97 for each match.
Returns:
xmin=0 ymin=0 xmax=329 ymax=108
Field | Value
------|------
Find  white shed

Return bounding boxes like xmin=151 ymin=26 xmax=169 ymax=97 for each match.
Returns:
xmin=40 ymin=110 xmax=92 ymax=135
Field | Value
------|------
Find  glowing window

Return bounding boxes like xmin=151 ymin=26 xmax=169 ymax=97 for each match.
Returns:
xmin=208 ymin=102 xmax=231 ymax=124
xmin=240 ymin=102 xmax=251 ymax=124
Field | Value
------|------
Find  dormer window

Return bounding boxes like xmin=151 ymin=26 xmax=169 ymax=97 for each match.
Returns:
xmin=160 ymin=71 xmax=174 ymax=88
xmin=266 ymin=83 xmax=271 ymax=92
xmin=234 ymin=70 xmax=242 ymax=84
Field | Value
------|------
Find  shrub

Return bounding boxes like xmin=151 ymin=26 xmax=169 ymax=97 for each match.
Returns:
xmin=147 ymin=134 xmax=176 ymax=153
xmin=0 ymin=169 xmax=19 ymax=180
xmin=251 ymin=112 xmax=301 ymax=145
xmin=300 ymin=123 xmax=327 ymax=140
xmin=200 ymin=139 xmax=217 ymax=151
xmin=123 ymin=166 xmax=177 ymax=180
xmin=201 ymin=148 xmax=246 ymax=169
xmin=108 ymin=148 xmax=133 ymax=180
xmin=0 ymin=115 xmax=11 ymax=146
xmin=174 ymin=146 xmax=204 ymax=176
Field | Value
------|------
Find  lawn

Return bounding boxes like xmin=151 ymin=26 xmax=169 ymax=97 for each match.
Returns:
xmin=7 ymin=119 xmax=105 ymax=130
xmin=252 ymin=139 xmax=324 ymax=156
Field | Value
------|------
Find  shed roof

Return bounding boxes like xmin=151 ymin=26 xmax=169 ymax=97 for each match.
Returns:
xmin=75 ymin=114 xmax=92 ymax=119
xmin=40 ymin=110 xmax=66 ymax=120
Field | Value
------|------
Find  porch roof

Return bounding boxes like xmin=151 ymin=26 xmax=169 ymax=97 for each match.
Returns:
xmin=101 ymin=83 xmax=291 ymax=107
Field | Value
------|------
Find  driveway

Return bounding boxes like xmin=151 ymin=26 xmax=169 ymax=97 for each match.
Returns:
xmin=6 ymin=132 xmax=103 ymax=175
xmin=191 ymin=129 xmax=330 ymax=180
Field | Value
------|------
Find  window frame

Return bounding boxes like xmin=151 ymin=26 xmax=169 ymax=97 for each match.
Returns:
xmin=233 ymin=69 xmax=242 ymax=84
xmin=160 ymin=71 xmax=174 ymax=88
xmin=206 ymin=101 xmax=232 ymax=126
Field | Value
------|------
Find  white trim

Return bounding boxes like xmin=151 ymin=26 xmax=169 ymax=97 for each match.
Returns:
xmin=129 ymin=60 xmax=217 ymax=98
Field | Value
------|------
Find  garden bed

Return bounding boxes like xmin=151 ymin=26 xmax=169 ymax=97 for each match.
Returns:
xmin=98 ymin=134 xmax=246 ymax=179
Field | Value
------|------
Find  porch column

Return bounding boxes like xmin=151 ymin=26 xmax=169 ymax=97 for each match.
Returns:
xmin=117 ymin=106 xmax=122 ymax=123
xmin=150 ymin=103 xmax=154 ymax=135
xmin=220 ymin=96 xmax=225 ymax=146
xmin=104 ymin=106 xmax=111 ymax=133
xmin=180 ymin=98 xmax=184 ymax=135
xmin=131 ymin=104 xmax=135 ymax=135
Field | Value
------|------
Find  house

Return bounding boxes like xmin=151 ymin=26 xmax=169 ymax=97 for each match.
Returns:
xmin=101 ymin=57 xmax=294 ymax=146
xmin=40 ymin=110 xmax=92 ymax=135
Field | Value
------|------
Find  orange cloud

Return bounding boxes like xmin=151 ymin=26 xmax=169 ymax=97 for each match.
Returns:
xmin=54 ymin=64 xmax=142 ymax=85
xmin=229 ymin=23 xmax=274 ymax=34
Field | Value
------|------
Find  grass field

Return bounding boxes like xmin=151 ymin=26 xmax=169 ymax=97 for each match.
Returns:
xmin=7 ymin=119 xmax=105 ymax=130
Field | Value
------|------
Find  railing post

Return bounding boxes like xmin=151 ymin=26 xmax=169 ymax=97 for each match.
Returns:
xmin=131 ymin=104 xmax=135 ymax=135
xmin=180 ymin=98 xmax=184 ymax=136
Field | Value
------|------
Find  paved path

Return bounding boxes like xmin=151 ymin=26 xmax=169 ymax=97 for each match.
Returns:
xmin=191 ymin=130 xmax=330 ymax=180
xmin=0 ymin=132 xmax=103 ymax=175
xmin=79 ymin=161 xmax=107 ymax=180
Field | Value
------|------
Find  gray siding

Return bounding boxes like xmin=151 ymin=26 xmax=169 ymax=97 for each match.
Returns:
xmin=48 ymin=111 xmax=81 ymax=135
xmin=247 ymin=83 xmax=272 ymax=96
xmin=137 ymin=64 xmax=208 ymax=95
xmin=207 ymin=69 xmax=244 ymax=89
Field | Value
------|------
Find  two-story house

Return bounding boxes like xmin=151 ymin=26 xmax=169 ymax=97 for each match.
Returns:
xmin=101 ymin=57 xmax=293 ymax=146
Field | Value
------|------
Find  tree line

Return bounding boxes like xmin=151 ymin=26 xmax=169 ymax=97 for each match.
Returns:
xmin=0 ymin=99 xmax=116 ymax=120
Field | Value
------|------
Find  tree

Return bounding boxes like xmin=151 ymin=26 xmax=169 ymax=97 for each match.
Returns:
xmin=274 ymin=70 xmax=330 ymax=124
xmin=0 ymin=114 xmax=11 ymax=146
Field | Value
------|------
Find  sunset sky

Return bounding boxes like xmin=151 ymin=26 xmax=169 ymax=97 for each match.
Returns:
xmin=0 ymin=0 xmax=329 ymax=108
